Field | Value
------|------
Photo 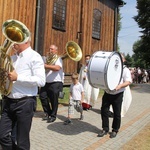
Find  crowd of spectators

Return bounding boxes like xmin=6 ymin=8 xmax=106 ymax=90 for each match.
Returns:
xmin=129 ymin=67 xmax=150 ymax=84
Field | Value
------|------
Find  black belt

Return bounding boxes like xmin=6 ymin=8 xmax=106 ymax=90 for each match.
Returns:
xmin=5 ymin=96 xmax=36 ymax=102
xmin=46 ymin=82 xmax=62 ymax=85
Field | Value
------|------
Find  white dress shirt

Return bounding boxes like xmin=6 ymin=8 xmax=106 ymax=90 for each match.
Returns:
xmin=46 ymin=57 xmax=63 ymax=83
xmin=8 ymin=46 xmax=46 ymax=98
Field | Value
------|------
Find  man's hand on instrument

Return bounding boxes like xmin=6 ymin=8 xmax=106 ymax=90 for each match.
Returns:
xmin=115 ymin=81 xmax=131 ymax=91
xmin=8 ymin=70 xmax=18 ymax=81
xmin=115 ymin=84 xmax=122 ymax=91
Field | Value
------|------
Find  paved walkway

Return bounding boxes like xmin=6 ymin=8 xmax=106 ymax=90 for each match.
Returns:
xmin=1 ymin=83 xmax=150 ymax=149
xmin=30 ymin=83 xmax=150 ymax=150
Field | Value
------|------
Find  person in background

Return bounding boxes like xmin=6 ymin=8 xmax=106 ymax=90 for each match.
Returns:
xmin=130 ymin=68 xmax=135 ymax=83
xmin=142 ymin=69 xmax=148 ymax=83
xmin=79 ymin=55 xmax=99 ymax=108
xmin=64 ymin=73 xmax=84 ymax=125
xmin=0 ymin=36 xmax=45 ymax=150
xmin=39 ymin=44 xmax=64 ymax=123
xmin=137 ymin=67 xmax=142 ymax=83
xmin=98 ymin=53 xmax=132 ymax=138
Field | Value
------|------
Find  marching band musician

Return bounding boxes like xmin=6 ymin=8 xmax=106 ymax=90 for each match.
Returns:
xmin=79 ymin=55 xmax=99 ymax=108
xmin=98 ymin=53 xmax=132 ymax=138
xmin=39 ymin=44 xmax=64 ymax=123
xmin=0 ymin=36 xmax=46 ymax=150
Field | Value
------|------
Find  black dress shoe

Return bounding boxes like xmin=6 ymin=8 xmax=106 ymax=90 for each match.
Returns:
xmin=42 ymin=115 xmax=49 ymax=121
xmin=47 ymin=117 xmax=56 ymax=123
xmin=109 ymin=131 xmax=117 ymax=138
xmin=97 ymin=130 xmax=108 ymax=137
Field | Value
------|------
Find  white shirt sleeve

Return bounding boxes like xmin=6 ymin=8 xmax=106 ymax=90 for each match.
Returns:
xmin=16 ymin=50 xmax=46 ymax=87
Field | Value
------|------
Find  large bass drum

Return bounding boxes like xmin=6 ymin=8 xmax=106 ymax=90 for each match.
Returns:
xmin=87 ymin=51 xmax=123 ymax=91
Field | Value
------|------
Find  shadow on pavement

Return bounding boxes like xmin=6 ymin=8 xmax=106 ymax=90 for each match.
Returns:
xmin=34 ymin=111 xmax=44 ymax=118
xmin=46 ymin=114 xmax=100 ymax=135
xmin=90 ymin=108 xmax=101 ymax=114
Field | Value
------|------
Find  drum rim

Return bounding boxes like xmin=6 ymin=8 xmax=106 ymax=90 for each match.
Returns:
xmin=87 ymin=51 xmax=98 ymax=88
xmin=87 ymin=51 xmax=123 ymax=90
xmin=104 ymin=51 xmax=123 ymax=90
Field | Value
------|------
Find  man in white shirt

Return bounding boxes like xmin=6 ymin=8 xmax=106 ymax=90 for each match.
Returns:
xmin=98 ymin=53 xmax=132 ymax=138
xmin=39 ymin=44 xmax=64 ymax=123
xmin=0 ymin=37 xmax=45 ymax=150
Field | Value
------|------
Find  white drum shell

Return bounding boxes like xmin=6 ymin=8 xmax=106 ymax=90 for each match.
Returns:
xmin=87 ymin=51 xmax=123 ymax=91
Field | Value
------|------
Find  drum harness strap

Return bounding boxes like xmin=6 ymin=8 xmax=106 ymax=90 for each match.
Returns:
xmin=123 ymin=65 xmax=127 ymax=82
xmin=123 ymin=65 xmax=126 ymax=69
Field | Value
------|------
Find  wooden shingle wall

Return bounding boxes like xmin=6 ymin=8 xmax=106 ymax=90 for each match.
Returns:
xmin=0 ymin=0 xmax=118 ymax=75
xmin=42 ymin=0 xmax=117 ymax=74
xmin=0 ymin=0 xmax=36 ymax=48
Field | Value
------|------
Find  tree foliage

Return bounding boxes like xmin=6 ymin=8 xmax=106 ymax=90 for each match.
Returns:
xmin=118 ymin=11 xmax=122 ymax=33
xmin=124 ymin=53 xmax=133 ymax=67
xmin=117 ymin=10 xmax=122 ymax=52
xmin=133 ymin=0 xmax=150 ymax=68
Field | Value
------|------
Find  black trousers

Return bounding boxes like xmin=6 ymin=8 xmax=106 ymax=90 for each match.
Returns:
xmin=39 ymin=82 xmax=63 ymax=118
xmin=0 ymin=96 xmax=36 ymax=150
xmin=101 ymin=92 xmax=123 ymax=132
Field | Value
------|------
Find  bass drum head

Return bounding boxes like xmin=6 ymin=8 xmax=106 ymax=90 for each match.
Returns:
xmin=105 ymin=52 xmax=123 ymax=90
xmin=87 ymin=51 xmax=123 ymax=91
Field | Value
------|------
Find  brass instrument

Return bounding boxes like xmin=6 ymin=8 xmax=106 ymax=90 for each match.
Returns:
xmin=0 ymin=19 xmax=30 ymax=95
xmin=46 ymin=53 xmax=58 ymax=65
xmin=46 ymin=41 xmax=82 ymax=65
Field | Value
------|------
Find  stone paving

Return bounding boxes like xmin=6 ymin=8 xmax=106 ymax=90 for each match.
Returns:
xmin=30 ymin=83 xmax=150 ymax=150
xmin=0 ymin=83 xmax=150 ymax=150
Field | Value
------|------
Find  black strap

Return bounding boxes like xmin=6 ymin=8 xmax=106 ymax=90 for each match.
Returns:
xmin=5 ymin=96 xmax=36 ymax=102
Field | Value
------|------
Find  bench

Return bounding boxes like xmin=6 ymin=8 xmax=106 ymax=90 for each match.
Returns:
xmin=63 ymin=74 xmax=72 ymax=87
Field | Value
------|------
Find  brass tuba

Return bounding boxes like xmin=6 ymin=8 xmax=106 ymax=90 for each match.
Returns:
xmin=0 ymin=19 xmax=30 ymax=95
xmin=46 ymin=41 xmax=82 ymax=65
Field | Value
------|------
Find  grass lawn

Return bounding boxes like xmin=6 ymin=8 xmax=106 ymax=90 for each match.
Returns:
xmin=121 ymin=123 xmax=150 ymax=150
xmin=36 ymin=84 xmax=134 ymax=111
xmin=36 ymin=87 xmax=70 ymax=111
xmin=36 ymin=87 xmax=104 ymax=111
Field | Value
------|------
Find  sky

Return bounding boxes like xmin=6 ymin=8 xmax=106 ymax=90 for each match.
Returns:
xmin=118 ymin=0 xmax=142 ymax=56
